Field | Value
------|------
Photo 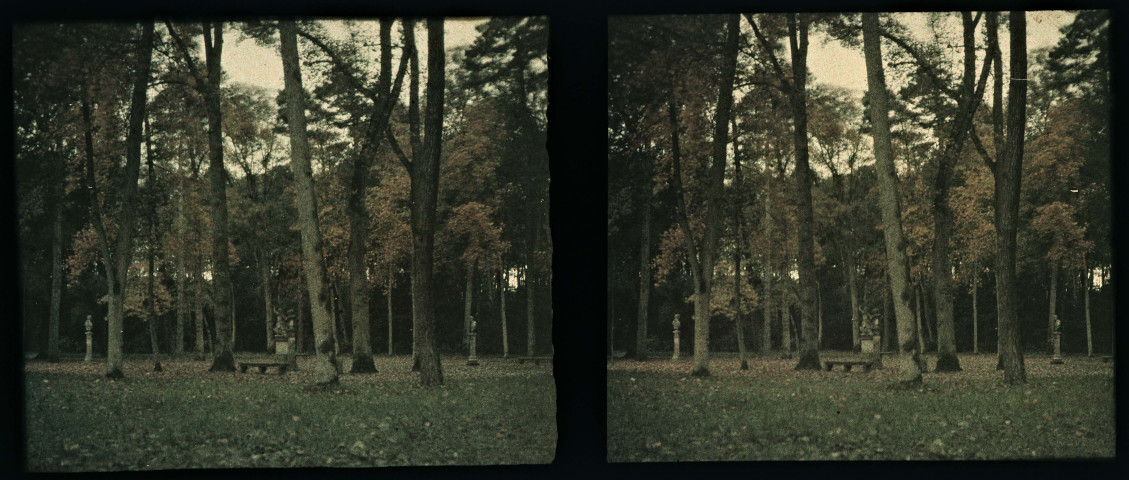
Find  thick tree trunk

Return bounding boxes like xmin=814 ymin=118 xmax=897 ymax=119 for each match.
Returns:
xmin=47 ymin=193 xmax=63 ymax=363
xmin=189 ymin=22 xmax=236 ymax=373
xmin=996 ymin=11 xmax=1028 ymax=385
xmin=103 ymin=22 xmax=154 ymax=379
xmin=862 ymin=13 xmax=921 ymax=385
xmin=787 ymin=14 xmax=821 ymax=371
xmin=636 ymin=194 xmax=651 ymax=361
xmin=263 ymin=258 xmax=275 ymax=353
xmin=281 ymin=20 xmax=338 ymax=385
xmin=934 ymin=12 xmax=993 ymax=373
xmin=406 ymin=19 xmax=446 ymax=386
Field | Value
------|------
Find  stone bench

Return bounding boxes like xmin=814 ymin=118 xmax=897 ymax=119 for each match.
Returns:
xmin=823 ymin=359 xmax=875 ymax=372
xmin=517 ymin=356 xmax=553 ymax=365
xmin=238 ymin=361 xmax=290 ymax=374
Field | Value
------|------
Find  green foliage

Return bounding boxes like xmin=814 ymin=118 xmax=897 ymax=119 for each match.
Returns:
xmin=25 ymin=356 xmax=556 ymax=470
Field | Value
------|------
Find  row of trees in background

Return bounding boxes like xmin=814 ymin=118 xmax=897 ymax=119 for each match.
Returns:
xmin=16 ymin=17 xmax=551 ymax=387
xmin=608 ymin=11 xmax=1110 ymax=385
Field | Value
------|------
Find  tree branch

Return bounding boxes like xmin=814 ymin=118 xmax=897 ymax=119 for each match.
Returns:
xmin=744 ymin=13 xmax=793 ymax=91
xmin=969 ymin=130 xmax=997 ymax=175
xmin=296 ymin=28 xmax=380 ymax=104
xmin=164 ymin=21 xmax=207 ymax=90
xmin=386 ymin=126 xmax=412 ymax=171
xmin=880 ymin=29 xmax=960 ymax=101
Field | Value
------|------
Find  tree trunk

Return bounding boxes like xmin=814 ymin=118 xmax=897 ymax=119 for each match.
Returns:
xmin=733 ymin=126 xmax=748 ymax=369
xmin=635 ymin=189 xmax=651 ymax=361
xmin=501 ymin=268 xmax=510 ymax=358
xmin=761 ymin=192 xmax=774 ymax=353
xmin=281 ymin=20 xmax=338 ymax=385
xmin=147 ymin=241 xmax=161 ymax=371
xmin=781 ymin=293 xmax=793 ymax=355
xmin=175 ymin=181 xmax=186 ymax=356
xmin=1047 ymin=261 xmax=1059 ymax=350
xmin=263 ymin=257 xmax=275 ymax=353
xmin=47 ymin=190 xmax=63 ymax=363
xmin=816 ymin=280 xmax=823 ymax=349
xmin=406 ymin=19 xmax=446 ymax=386
xmin=915 ymin=285 xmax=925 ymax=354
xmin=100 ymin=22 xmax=154 ymax=379
xmin=464 ymin=260 xmax=475 ymax=351
xmin=934 ymin=12 xmax=994 ymax=373
xmin=526 ymin=263 xmax=536 ymax=356
xmin=388 ymin=267 xmax=394 ymax=356
xmin=848 ymin=259 xmax=860 ymax=350
xmin=973 ymin=276 xmax=979 ymax=354
xmin=996 ymin=11 xmax=1028 ymax=385
xmin=1084 ymin=268 xmax=1093 ymax=356
xmin=882 ymin=284 xmax=893 ymax=352
xmin=862 ymin=13 xmax=921 ymax=385
xmin=195 ymin=276 xmax=205 ymax=359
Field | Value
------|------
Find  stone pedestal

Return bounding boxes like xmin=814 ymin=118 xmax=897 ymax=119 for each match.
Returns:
xmin=860 ymin=335 xmax=876 ymax=354
xmin=467 ymin=318 xmax=479 ymax=366
xmin=672 ymin=315 xmax=681 ymax=360
xmin=1051 ymin=331 xmax=1064 ymax=364
xmin=84 ymin=315 xmax=93 ymax=363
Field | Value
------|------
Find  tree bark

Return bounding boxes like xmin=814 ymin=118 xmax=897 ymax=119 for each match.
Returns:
xmin=761 ymin=189 xmax=775 ymax=353
xmin=733 ymin=121 xmax=748 ymax=368
xmin=387 ymin=267 xmax=394 ymax=356
xmin=95 ymin=22 xmax=154 ymax=378
xmin=996 ymin=11 xmax=1028 ymax=385
xmin=635 ymin=171 xmax=652 ymax=361
xmin=1047 ymin=261 xmax=1059 ymax=350
xmin=848 ymin=259 xmax=860 ymax=350
xmin=862 ymin=13 xmax=921 ymax=385
xmin=1084 ymin=268 xmax=1092 ymax=356
xmin=915 ymin=285 xmax=925 ymax=354
xmin=501 ymin=268 xmax=510 ymax=358
xmin=194 ymin=275 xmax=205 ymax=359
xmin=526 ymin=263 xmax=536 ymax=356
xmin=406 ymin=18 xmax=446 ymax=386
xmin=347 ymin=18 xmax=403 ymax=375
xmin=464 ymin=260 xmax=475 ymax=351
xmin=175 ymin=179 xmax=186 ymax=356
xmin=786 ymin=13 xmax=822 ymax=371
xmin=281 ymin=20 xmax=338 ymax=385
xmin=47 ymin=186 xmax=63 ymax=363
xmin=973 ymin=276 xmax=979 ymax=354
xmin=262 ymin=257 xmax=275 ymax=353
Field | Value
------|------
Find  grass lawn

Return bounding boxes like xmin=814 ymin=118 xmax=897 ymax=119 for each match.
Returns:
xmin=607 ymin=352 xmax=1114 ymax=461
xmin=24 ymin=354 xmax=556 ymax=471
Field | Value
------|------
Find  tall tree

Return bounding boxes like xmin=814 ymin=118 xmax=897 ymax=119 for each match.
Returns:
xmin=388 ymin=19 xmax=446 ymax=386
xmin=861 ymin=12 xmax=921 ymax=385
xmin=280 ymin=20 xmax=339 ymax=385
xmin=82 ymin=23 xmax=156 ymax=378
xmin=167 ymin=21 xmax=237 ymax=371
xmin=993 ymin=12 xmax=1029 ymax=385
xmin=667 ymin=14 xmax=740 ymax=377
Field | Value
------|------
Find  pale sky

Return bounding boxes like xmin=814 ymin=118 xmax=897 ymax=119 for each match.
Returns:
xmin=222 ymin=18 xmax=489 ymax=95
xmin=806 ymin=11 xmax=1077 ymax=94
